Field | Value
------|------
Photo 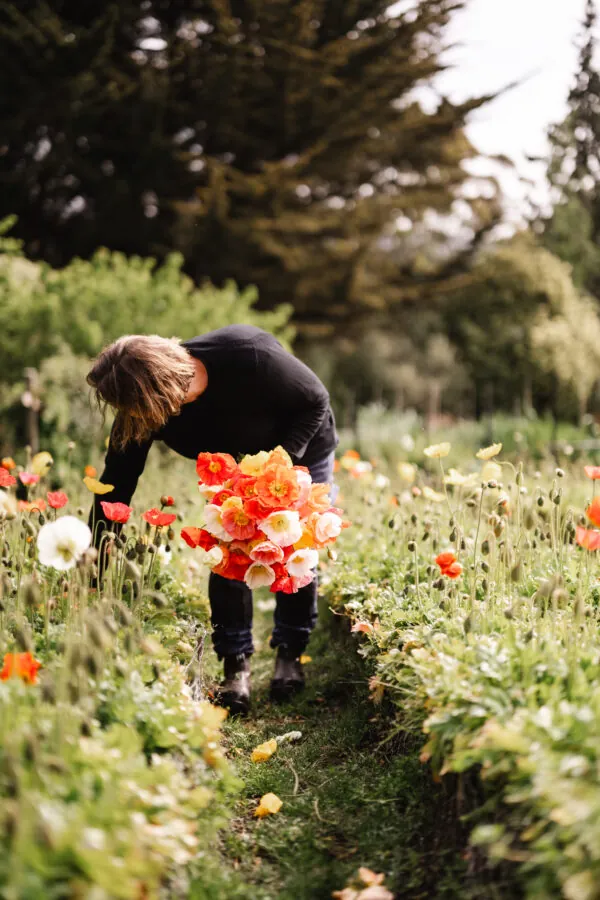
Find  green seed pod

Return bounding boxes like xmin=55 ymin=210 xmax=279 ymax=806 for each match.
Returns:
xmin=449 ymin=529 xmax=457 ymax=543
xmin=481 ymin=560 xmax=489 ymax=573
xmin=537 ymin=496 xmax=544 ymax=507
xmin=481 ymin=540 xmax=490 ymax=555
xmin=38 ymin=513 xmax=46 ymax=526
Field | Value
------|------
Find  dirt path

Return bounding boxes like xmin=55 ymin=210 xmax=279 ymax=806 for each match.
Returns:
xmin=202 ymin=598 xmax=472 ymax=900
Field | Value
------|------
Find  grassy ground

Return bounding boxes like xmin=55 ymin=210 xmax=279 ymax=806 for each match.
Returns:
xmin=193 ymin=595 xmax=510 ymax=900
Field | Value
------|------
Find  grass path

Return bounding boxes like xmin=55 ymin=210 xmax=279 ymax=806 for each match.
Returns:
xmin=199 ymin=598 xmax=487 ymax=900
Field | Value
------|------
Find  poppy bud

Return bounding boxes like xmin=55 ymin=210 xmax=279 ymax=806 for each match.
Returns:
xmin=161 ymin=495 xmax=175 ymax=507
xmin=407 ymin=541 xmax=416 ymax=552
xmin=449 ymin=529 xmax=457 ymax=543
xmin=481 ymin=540 xmax=490 ymax=555
xmin=537 ymin=496 xmax=544 ymax=507
xmin=167 ymin=528 xmax=175 ymax=541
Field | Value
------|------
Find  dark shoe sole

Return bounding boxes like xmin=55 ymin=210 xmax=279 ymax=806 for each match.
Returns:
xmin=216 ymin=690 xmax=251 ymax=716
xmin=269 ymin=679 xmax=305 ymax=703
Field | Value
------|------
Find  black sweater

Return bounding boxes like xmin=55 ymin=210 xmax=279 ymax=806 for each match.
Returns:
xmin=90 ymin=325 xmax=338 ymax=535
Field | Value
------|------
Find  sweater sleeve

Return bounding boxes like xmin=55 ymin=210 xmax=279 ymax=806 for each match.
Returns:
xmin=255 ymin=337 xmax=330 ymax=462
xmin=89 ymin=424 xmax=153 ymax=548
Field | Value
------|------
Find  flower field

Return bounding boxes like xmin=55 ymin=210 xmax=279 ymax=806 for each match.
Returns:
xmin=325 ymin=442 xmax=600 ymax=899
xmin=3 ymin=430 xmax=600 ymax=897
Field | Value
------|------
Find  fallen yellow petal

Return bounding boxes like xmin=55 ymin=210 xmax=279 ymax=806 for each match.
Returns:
xmin=476 ymin=443 xmax=502 ymax=461
xmin=299 ymin=654 xmax=312 ymax=664
xmin=251 ymin=739 xmax=278 ymax=763
xmin=254 ymin=792 xmax=283 ymax=817
xmin=83 ymin=476 xmax=114 ymax=494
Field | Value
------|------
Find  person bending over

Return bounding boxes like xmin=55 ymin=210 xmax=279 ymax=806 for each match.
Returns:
xmin=87 ymin=324 xmax=338 ymax=714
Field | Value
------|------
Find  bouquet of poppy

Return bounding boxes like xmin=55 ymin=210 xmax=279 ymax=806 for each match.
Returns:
xmin=181 ymin=447 xmax=349 ymax=593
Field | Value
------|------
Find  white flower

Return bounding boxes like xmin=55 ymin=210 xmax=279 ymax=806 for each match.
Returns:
xmin=352 ymin=461 xmax=373 ymax=475
xmin=198 ymin=483 xmax=224 ymax=500
xmin=244 ymin=562 xmax=276 ymax=589
xmin=292 ymin=469 xmax=312 ymax=508
xmin=249 ymin=541 xmax=284 ymax=565
xmin=373 ymin=473 xmax=390 ymax=489
xmin=287 ymin=549 xmax=319 ymax=578
xmin=203 ymin=504 xmax=233 ymax=541
xmin=198 ymin=545 xmax=224 ymax=568
xmin=156 ymin=545 xmax=172 ymax=566
xmin=0 ymin=489 xmax=17 ymax=519
xmin=37 ymin=516 xmax=91 ymax=570
xmin=315 ymin=511 xmax=342 ymax=544
xmin=260 ymin=510 xmax=303 ymax=547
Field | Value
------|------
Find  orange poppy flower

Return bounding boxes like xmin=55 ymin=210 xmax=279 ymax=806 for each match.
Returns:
xmin=196 ymin=452 xmax=238 ymax=486
xmin=221 ymin=498 xmax=259 ymax=540
xmin=435 ymin=552 xmax=462 ymax=579
xmin=0 ymin=468 xmax=16 ymax=488
xmin=84 ymin=465 xmax=97 ymax=478
xmin=584 ymin=466 xmax=600 ymax=480
xmin=210 ymin=489 xmax=235 ymax=507
xmin=1 ymin=457 xmax=15 ymax=471
xmin=47 ymin=491 xmax=68 ymax=509
xmin=576 ymin=527 xmax=600 ymax=550
xmin=229 ymin=472 xmax=258 ymax=499
xmin=255 ymin=465 xmax=300 ymax=508
xmin=0 ymin=651 xmax=42 ymax=685
xmin=18 ymin=499 xmax=46 ymax=513
xmin=244 ymin=496 xmax=277 ymax=521
xmin=213 ymin=546 xmax=251 ymax=581
xmin=587 ymin=497 xmax=600 ymax=528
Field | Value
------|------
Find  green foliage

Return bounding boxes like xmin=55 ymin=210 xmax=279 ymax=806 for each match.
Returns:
xmin=446 ymin=236 xmax=600 ymax=419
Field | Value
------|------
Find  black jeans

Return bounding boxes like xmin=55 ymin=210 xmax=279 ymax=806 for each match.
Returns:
xmin=209 ymin=451 xmax=337 ymax=659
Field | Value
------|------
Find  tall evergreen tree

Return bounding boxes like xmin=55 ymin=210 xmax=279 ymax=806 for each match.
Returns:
xmin=0 ymin=1 xmax=499 ymax=330
xmin=541 ymin=0 xmax=600 ymax=295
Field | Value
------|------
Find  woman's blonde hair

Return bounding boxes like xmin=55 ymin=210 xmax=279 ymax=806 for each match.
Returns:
xmin=87 ymin=335 xmax=196 ymax=450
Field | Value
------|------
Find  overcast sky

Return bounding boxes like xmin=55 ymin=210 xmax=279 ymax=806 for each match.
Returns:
xmin=436 ymin=0 xmax=594 ymax=221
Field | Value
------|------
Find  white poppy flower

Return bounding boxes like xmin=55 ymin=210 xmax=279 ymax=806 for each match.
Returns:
xmin=203 ymin=504 xmax=233 ymax=541
xmin=314 ymin=511 xmax=342 ymax=544
xmin=0 ymin=489 xmax=17 ymax=519
xmin=286 ymin=549 xmax=319 ymax=578
xmin=37 ymin=516 xmax=92 ymax=571
xmin=244 ymin=562 xmax=276 ymax=589
xmin=260 ymin=510 xmax=303 ymax=547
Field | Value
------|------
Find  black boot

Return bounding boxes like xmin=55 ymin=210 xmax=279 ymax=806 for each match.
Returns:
xmin=216 ymin=654 xmax=251 ymax=715
xmin=270 ymin=647 xmax=305 ymax=703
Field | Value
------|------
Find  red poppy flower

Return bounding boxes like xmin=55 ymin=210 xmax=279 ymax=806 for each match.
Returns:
xmin=211 ymin=489 xmax=235 ymax=507
xmin=19 ymin=472 xmax=40 ymax=486
xmin=47 ymin=491 xmax=68 ymax=510
xmin=181 ymin=526 xmax=218 ymax=550
xmin=244 ymin=496 xmax=279 ymax=521
xmin=101 ymin=501 xmax=132 ymax=523
xmin=0 ymin=651 xmax=42 ymax=685
xmin=435 ymin=552 xmax=462 ymax=579
xmin=585 ymin=466 xmax=600 ymax=480
xmin=255 ymin=465 xmax=301 ymax=509
xmin=213 ymin=546 xmax=251 ymax=581
xmin=587 ymin=497 xmax=600 ymax=528
xmin=0 ymin=468 xmax=16 ymax=488
xmin=142 ymin=508 xmax=177 ymax=527
xmin=576 ymin=526 xmax=600 ymax=550
xmin=18 ymin=499 xmax=46 ymax=513
xmin=196 ymin=452 xmax=238 ymax=486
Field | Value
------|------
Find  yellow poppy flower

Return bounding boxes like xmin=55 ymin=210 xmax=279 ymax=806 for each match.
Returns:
xmin=444 ymin=468 xmax=478 ymax=487
xmin=268 ymin=445 xmax=293 ymax=468
xmin=255 ymin=792 xmax=283 ymax=817
xmin=397 ymin=462 xmax=416 ymax=483
xmin=423 ymin=442 xmax=451 ymax=459
xmin=251 ymin=739 xmax=278 ymax=763
xmin=422 ymin=486 xmax=445 ymax=503
xmin=31 ymin=451 xmax=53 ymax=476
xmin=83 ymin=476 xmax=114 ymax=494
xmin=299 ymin=654 xmax=312 ymax=664
xmin=239 ymin=451 xmax=270 ymax=476
xmin=476 ymin=443 xmax=502 ymax=460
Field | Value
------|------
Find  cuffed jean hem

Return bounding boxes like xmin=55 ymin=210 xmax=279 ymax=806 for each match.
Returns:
xmin=269 ymin=625 xmax=313 ymax=657
xmin=211 ymin=626 xmax=254 ymax=660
